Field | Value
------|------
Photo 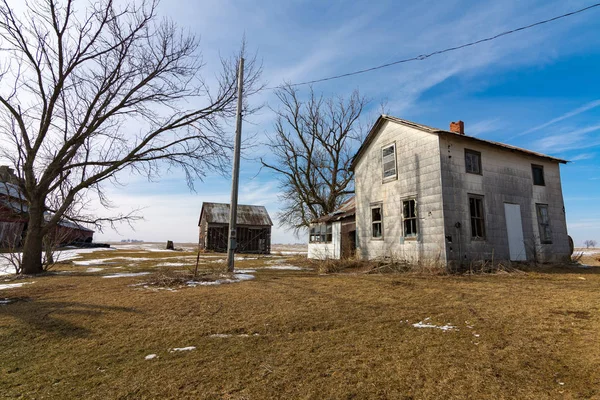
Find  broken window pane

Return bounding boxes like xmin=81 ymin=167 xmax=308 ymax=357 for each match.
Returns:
xmin=372 ymin=205 xmax=383 ymax=238
xmin=469 ymin=196 xmax=485 ymax=239
xmin=536 ymin=204 xmax=552 ymax=243
xmin=402 ymin=199 xmax=418 ymax=238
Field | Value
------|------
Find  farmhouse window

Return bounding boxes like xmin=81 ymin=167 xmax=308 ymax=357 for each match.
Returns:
xmin=465 ymin=149 xmax=482 ymax=174
xmin=469 ymin=195 xmax=486 ymax=239
xmin=371 ymin=205 xmax=383 ymax=238
xmin=402 ymin=199 xmax=418 ymax=238
xmin=382 ymin=144 xmax=397 ymax=180
xmin=309 ymin=223 xmax=332 ymax=243
xmin=532 ymin=164 xmax=545 ymax=186
xmin=536 ymin=204 xmax=552 ymax=244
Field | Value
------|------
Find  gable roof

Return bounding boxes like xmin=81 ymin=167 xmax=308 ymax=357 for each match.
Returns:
xmin=198 ymin=202 xmax=273 ymax=226
xmin=311 ymin=196 xmax=356 ymax=224
xmin=350 ymin=115 xmax=567 ymax=170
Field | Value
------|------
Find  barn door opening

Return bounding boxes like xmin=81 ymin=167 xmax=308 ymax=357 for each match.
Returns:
xmin=504 ymin=203 xmax=526 ymax=261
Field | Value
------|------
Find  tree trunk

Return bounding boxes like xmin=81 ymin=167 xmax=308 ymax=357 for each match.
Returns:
xmin=21 ymin=204 xmax=45 ymax=274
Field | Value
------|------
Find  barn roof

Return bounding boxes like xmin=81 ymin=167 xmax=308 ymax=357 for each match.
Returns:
xmin=350 ymin=115 xmax=568 ymax=170
xmin=311 ymin=196 xmax=356 ymax=223
xmin=199 ymin=202 xmax=273 ymax=226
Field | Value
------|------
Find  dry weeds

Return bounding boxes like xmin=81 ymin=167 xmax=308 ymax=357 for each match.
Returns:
xmin=1 ymin=248 xmax=599 ymax=399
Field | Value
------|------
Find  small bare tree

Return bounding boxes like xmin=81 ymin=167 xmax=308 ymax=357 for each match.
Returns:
xmin=0 ymin=0 xmax=262 ymax=274
xmin=584 ymin=240 xmax=597 ymax=249
xmin=261 ymin=85 xmax=367 ymax=231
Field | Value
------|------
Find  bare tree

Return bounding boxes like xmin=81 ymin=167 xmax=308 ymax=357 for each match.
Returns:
xmin=0 ymin=0 xmax=261 ymax=274
xmin=584 ymin=240 xmax=597 ymax=248
xmin=261 ymin=85 xmax=367 ymax=231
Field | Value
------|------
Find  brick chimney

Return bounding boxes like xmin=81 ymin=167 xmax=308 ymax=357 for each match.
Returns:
xmin=450 ymin=120 xmax=464 ymax=135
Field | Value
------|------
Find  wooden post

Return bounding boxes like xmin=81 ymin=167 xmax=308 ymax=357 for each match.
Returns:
xmin=226 ymin=58 xmax=244 ymax=273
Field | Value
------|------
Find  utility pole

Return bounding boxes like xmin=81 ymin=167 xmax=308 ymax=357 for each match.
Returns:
xmin=226 ymin=57 xmax=244 ymax=273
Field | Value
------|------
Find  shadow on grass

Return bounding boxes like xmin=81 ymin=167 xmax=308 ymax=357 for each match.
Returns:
xmin=0 ymin=300 xmax=141 ymax=338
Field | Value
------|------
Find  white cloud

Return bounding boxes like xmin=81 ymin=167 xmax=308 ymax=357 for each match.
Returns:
xmin=517 ymin=99 xmax=600 ymax=137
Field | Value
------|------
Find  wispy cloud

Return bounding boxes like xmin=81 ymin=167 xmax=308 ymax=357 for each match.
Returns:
xmin=569 ymin=153 xmax=596 ymax=162
xmin=533 ymin=124 xmax=600 ymax=153
xmin=516 ymin=99 xmax=600 ymax=138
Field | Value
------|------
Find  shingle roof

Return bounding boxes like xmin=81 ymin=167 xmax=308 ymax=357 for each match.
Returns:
xmin=199 ymin=203 xmax=273 ymax=226
xmin=350 ymin=115 xmax=568 ymax=170
xmin=311 ymin=196 xmax=356 ymax=223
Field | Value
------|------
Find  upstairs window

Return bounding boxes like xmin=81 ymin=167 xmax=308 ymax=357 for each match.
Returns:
xmin=382 ymin=144 xmax=397 ymax=180
xmin=536 ymin=204 xmax=552 ymax=244
xmin=465 ymin=149 xmax=482 ymax=174
xmin=532 ymin=164 xmax=545 ymax=186
xmin=402 ymin=199 xmax=418 ymax=238
xmin=469 ymin=195 xmax=486 ymax=239
xmin=309 ymin=223 xmax=332 ymax=243
xmin=371 ymin=204 xmax=383 ymax=239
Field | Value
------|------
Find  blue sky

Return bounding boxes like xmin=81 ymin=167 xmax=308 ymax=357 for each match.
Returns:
xmin=89 ymin=0 xmax=600 ymax=245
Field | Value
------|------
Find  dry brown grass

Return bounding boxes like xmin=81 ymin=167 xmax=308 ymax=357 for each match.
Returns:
xmin=1 ymin=248 xmax=600 ymax=399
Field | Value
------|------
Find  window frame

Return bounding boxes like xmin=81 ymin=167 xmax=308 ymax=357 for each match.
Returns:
xmin=402 ymin=198 xmax=418 ymax=239
xmin=464 ymin=149 xmax=482 ymax=175
xmin=308 ymin=223 xmax=333 ymax=243
xmin=532 ymin=164 xmax=545 ymax=186
xmin=381 ymin=143 xmax=397 ymax=182
xmin=468 ymin=195 xmax=486 ymax=240
xmin=536 ymin=203 xmax=552 ymax=244
xmin=371 ymin=203 xmax=383 ymax=240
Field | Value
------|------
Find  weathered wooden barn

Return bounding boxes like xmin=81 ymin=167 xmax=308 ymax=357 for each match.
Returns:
xmin=198 ymin=202 xmax=273 ymax=254
xmin=308 ymin=197 xmax=356 ymax=260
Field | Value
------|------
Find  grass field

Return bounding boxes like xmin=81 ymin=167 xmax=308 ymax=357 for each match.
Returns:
xmin=1 ymin=244 xmax=599 ymax=399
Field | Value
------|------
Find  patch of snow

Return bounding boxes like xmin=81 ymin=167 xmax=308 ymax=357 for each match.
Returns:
xmin=210 ymin=333 xmax=259 ymax=338
xmin=0 ymin=281 xmax=34 ymax=290
xmin=156 ymin=262 xmax=188 ymax=267
xmin=102 ymin=272 xmax=151 ymax=279
xmin=412 ymin=318 xmax=458 ymax=332
xmin=235 ymin=269 xmax=256 ymax=273
xmin=275 ymin=251 xmax=307 ymax=255
xmin=86 ymin=267 xmax=104 ymax=273
xmin=264 ymin=265 xmax=304 ymax=271
xmin=186 ymin=273 xmax=255 ymax=287
xmin=1 ymin=298 xmax=16 ymax=305
xmin=145 ymin=354 xmax=158 ymax=360
xmin=169 ymin=346 xmax=196 ymax=352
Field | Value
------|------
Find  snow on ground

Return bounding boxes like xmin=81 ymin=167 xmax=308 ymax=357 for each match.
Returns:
xmin=169 ymin=346 xmax=196 ymax=352
xmin=86 ymin=267 xmax=104 ymax=272
xmin=411 ymin=318 xmax=458 ymax=331
xmin=0 ymin=247 xmax=115 ymax=276
xmin=145 ymin=354 xmax=158 ymax=360
xmin=0 ymin=281 xmax=35 ymax=290
xmin=264 ymin=265 xmax=304 ymax=271
xmin=156 ymin=262 xmax=189 ymax=267
xmin=102 ymin=272 xmax=151 ymax=279
xmin=209 ymin=333 xmax=259 ymax=338
xmin=186 ymin=273 xmax=255 ymax=287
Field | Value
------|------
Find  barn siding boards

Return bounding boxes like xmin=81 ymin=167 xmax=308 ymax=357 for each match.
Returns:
xmin=198 ymin=203 xmax=273 ymax=254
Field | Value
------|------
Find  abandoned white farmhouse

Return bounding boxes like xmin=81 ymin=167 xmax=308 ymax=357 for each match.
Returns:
xmin=350 ymin=115 xmax=571 ymax=266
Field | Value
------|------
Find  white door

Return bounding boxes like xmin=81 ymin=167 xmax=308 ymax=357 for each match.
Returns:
xmin=504 ymin=203 xmax=527 ymax=261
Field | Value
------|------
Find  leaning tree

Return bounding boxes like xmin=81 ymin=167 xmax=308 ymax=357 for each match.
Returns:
xmin=261 ymin=85 xmax=367 ymax=232
xmin=0 ymin=0 xmax=261 ymax=274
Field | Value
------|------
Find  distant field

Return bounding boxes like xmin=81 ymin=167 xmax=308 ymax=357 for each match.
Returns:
xmin=0 ymin=244 xmax=599 ymax=399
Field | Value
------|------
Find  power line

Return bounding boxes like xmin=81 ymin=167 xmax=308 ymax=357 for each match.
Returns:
xmin=268 ymin=2 xmax=600 ymax=89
